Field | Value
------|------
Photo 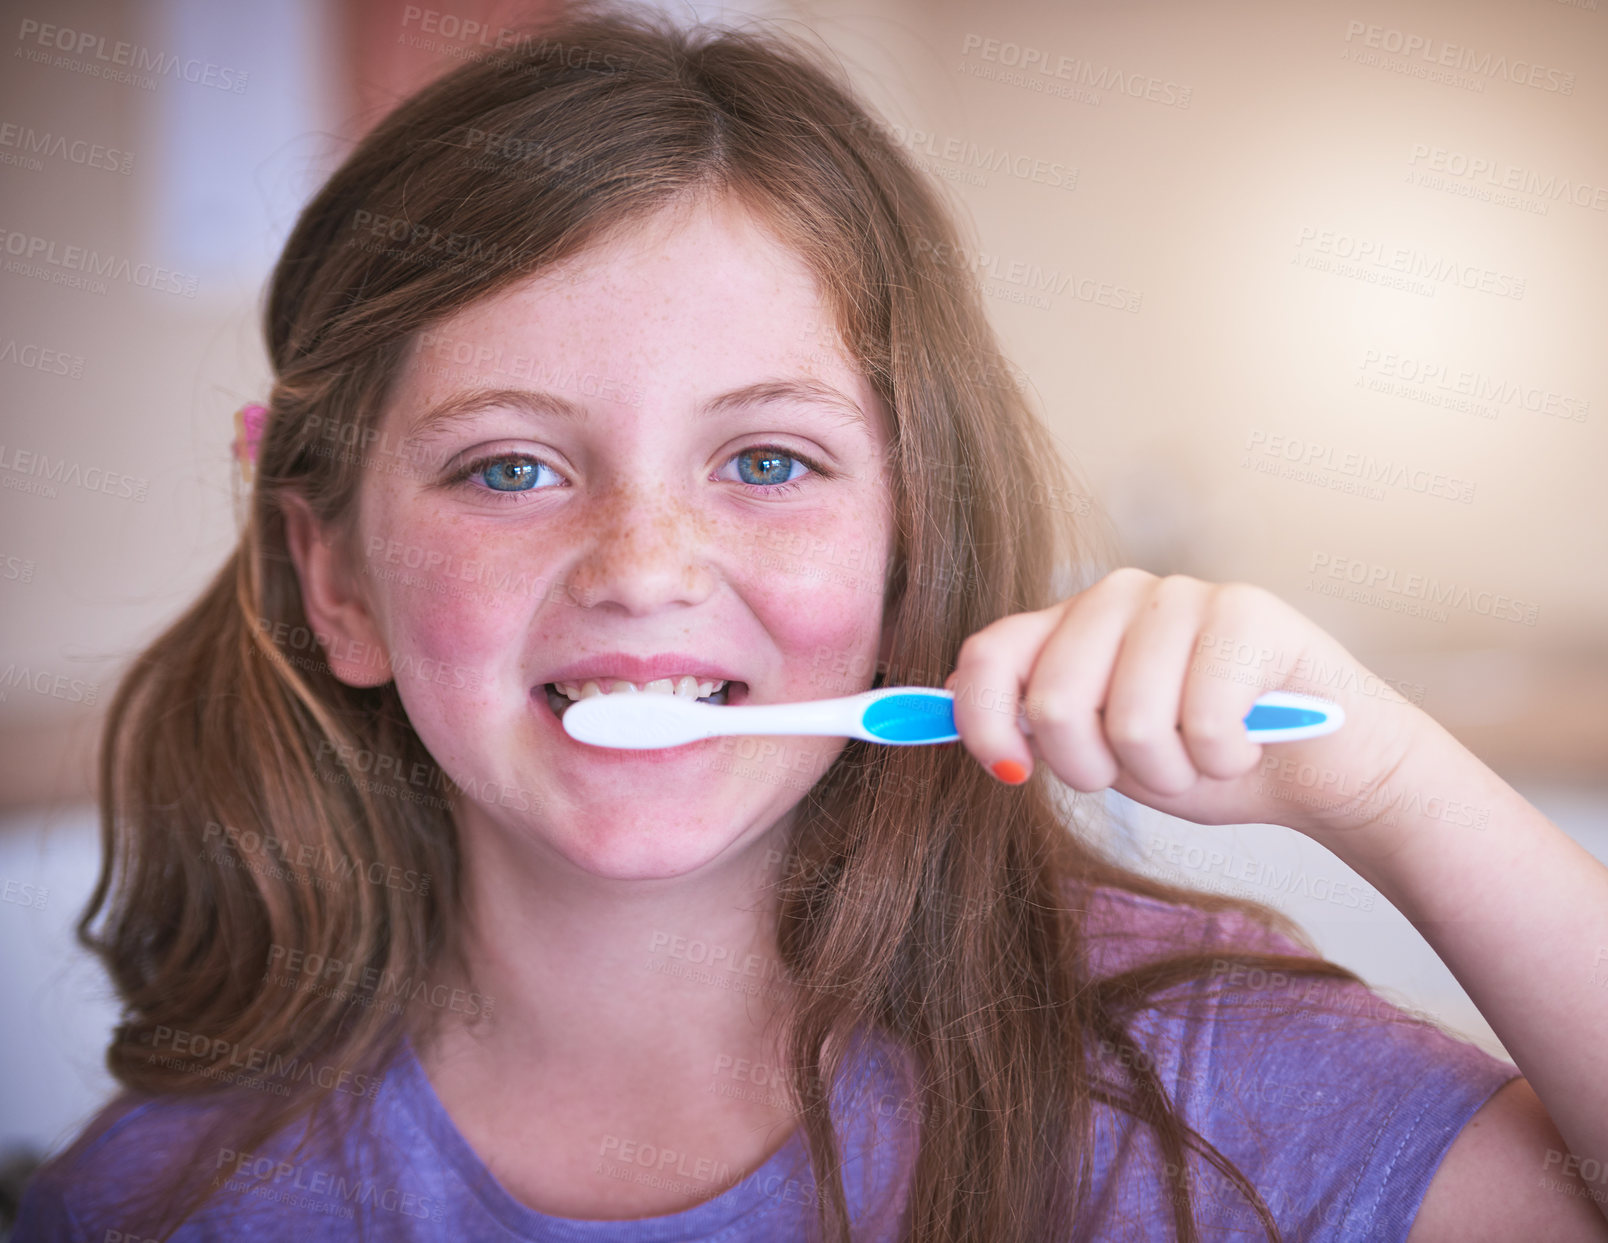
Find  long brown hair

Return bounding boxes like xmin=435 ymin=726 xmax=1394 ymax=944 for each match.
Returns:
xmin=68 ymin=4 xmax=1380 ymax=1239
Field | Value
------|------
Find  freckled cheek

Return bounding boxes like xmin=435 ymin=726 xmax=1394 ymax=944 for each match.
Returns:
xmin=361 ymin=531 xmax=538 ymax=697
xmin=731 ymin=528 xmax=890 ymax=694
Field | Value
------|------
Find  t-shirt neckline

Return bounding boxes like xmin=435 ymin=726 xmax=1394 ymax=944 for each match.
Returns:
xmin=391 ymin=1031 xmax=813 ymax=1240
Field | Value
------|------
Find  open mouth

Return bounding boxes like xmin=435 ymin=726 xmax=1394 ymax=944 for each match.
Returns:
xmin=541 ymin=678 xmax=747 ymax=721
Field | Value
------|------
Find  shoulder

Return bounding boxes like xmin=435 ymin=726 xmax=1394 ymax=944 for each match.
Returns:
xmin=15 ymin=1092 xmax=240 ymax=1240
xmin=1069 ymin=879 xmax=1314 ymax=978
xmin=14 ymin=1085 xmax=361 ymax=1241
xmin=1067 ymin=878 xmax=1514 ymax=1100
xmin=1408 ymin=1075 xmax=1608 ymax=1242
xmin=1066 ymin=881 xmax=1536 ymax=1241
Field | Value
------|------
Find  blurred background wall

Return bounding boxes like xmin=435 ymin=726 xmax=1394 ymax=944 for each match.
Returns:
xmin=2 ymin=0 xmax=1604 ymax=1200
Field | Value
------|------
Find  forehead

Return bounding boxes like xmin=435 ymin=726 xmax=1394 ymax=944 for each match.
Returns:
xmin=393 ymin=195 xmax=877 ymax=422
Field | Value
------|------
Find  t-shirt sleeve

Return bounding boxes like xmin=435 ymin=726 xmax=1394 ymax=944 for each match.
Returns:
xmin=7 ymin=1094 xmax=338 ymax=1243
xmin=1077 ymin=887 xmax=1523 ymax=1242
xmin=11 ymin=1171 xmax=88 ymax=1242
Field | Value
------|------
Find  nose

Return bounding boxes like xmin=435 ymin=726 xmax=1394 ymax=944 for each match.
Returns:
xmin=561 ymin=481 xmax=718 ymax=615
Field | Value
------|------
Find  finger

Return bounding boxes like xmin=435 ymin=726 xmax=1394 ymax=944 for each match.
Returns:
xmin=946 ymin=604 xmax=1067 ymax=784
xmin=1019 ymin=567 xmax=1157 ymax=791
xmin=1179 ymin=584 xmax=1274 ymax=781
xmin=1099 ymin=574 xmax=1212 ymax=796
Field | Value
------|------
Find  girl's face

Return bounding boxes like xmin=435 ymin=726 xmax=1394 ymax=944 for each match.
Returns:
xmin=332 ymin=194 xmax=896 ymax=880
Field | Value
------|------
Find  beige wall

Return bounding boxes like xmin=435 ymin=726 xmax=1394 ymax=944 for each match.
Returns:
xmin=796 ymin=0 xmax=1608 ymax=775
xmin=0 ymin=0 xmax=333 ymax=805
xmin=2 ymin=0 xmax=1604 ymax=807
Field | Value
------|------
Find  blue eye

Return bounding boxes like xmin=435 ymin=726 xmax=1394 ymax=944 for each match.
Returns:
xmin=733 ymin=447 xmax=804 ymax=485
xmin=449 ymin=453 xmax=560 ymax=499
xmin=445 ymin=445 xmax=825 ymax=504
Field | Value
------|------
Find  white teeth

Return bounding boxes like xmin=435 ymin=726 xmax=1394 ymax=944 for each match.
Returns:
xmin=554 ymin=677 xmax=728 ymax=702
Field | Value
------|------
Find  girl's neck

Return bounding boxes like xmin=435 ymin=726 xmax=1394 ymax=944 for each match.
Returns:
xmin=410 ymin=802 xmax=799 ymax=1078
xmin=404 ymin=821 xmax=807 ymax=1220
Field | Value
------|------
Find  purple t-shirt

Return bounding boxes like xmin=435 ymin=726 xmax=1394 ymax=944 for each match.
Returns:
xmin=15 ymin=885 xmax=1519 ymax=1241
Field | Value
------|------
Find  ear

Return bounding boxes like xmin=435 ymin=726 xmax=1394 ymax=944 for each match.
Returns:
xmin=279 ymin=492 xmax=392 ymax=687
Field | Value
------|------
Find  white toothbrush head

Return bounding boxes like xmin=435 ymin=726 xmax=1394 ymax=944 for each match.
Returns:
xmin=561 ymin=693 xmax=716 ymax=749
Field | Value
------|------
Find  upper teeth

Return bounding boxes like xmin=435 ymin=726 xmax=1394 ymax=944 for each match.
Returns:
xmin=555 ymin=676 xmax=726 ymax=701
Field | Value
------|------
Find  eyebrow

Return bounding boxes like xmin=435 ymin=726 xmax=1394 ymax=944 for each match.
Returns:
xmin=403 ymin=378 xmax=870 ymax=448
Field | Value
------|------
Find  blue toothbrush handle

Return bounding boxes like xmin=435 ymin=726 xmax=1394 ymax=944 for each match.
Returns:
xmin=861 ymin=688 xmax=1343 ymax=746
xmin=1230 ymin=691 xmax=1345 ymax=742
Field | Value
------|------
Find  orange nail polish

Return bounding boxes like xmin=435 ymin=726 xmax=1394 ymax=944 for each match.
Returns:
xmin=990 ymin=759 xmax=1028 ymax=785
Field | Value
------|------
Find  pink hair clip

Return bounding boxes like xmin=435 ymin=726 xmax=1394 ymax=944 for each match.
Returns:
xmin=232 ymin=402 xmax=267 ymax=481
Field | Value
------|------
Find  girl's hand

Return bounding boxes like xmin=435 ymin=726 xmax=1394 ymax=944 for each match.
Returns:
xmin=946 ymin=569 xmax=1608 ymax=1238
xmin=944 ymin=567 xmax=1449 ymax=843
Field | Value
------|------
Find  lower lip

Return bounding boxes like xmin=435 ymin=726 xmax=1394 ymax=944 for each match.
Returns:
xmin=530 ymin=683 xmax=749 ymax=764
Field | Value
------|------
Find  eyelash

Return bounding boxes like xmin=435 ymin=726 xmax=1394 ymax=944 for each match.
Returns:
xmin=727 ymin=447 xmax=821 ymax=497
xmin=444 ymin=445 xmax=828 ymax=503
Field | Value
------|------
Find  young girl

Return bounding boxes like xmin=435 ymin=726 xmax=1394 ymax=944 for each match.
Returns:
xmin=16 ymin=6 xmax=1608 ymax=1241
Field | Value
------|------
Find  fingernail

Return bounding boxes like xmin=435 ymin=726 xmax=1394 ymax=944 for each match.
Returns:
xmin=990 ymin=759 xmax=1029 ymax=785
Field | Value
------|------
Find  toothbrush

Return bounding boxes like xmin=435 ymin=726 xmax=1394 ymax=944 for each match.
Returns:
xmin=560 ymin=686 xmax=1343 ymax=750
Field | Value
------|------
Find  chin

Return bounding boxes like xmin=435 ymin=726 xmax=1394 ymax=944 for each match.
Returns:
xmin=547 ymin=809 xmax=758 ymax=881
